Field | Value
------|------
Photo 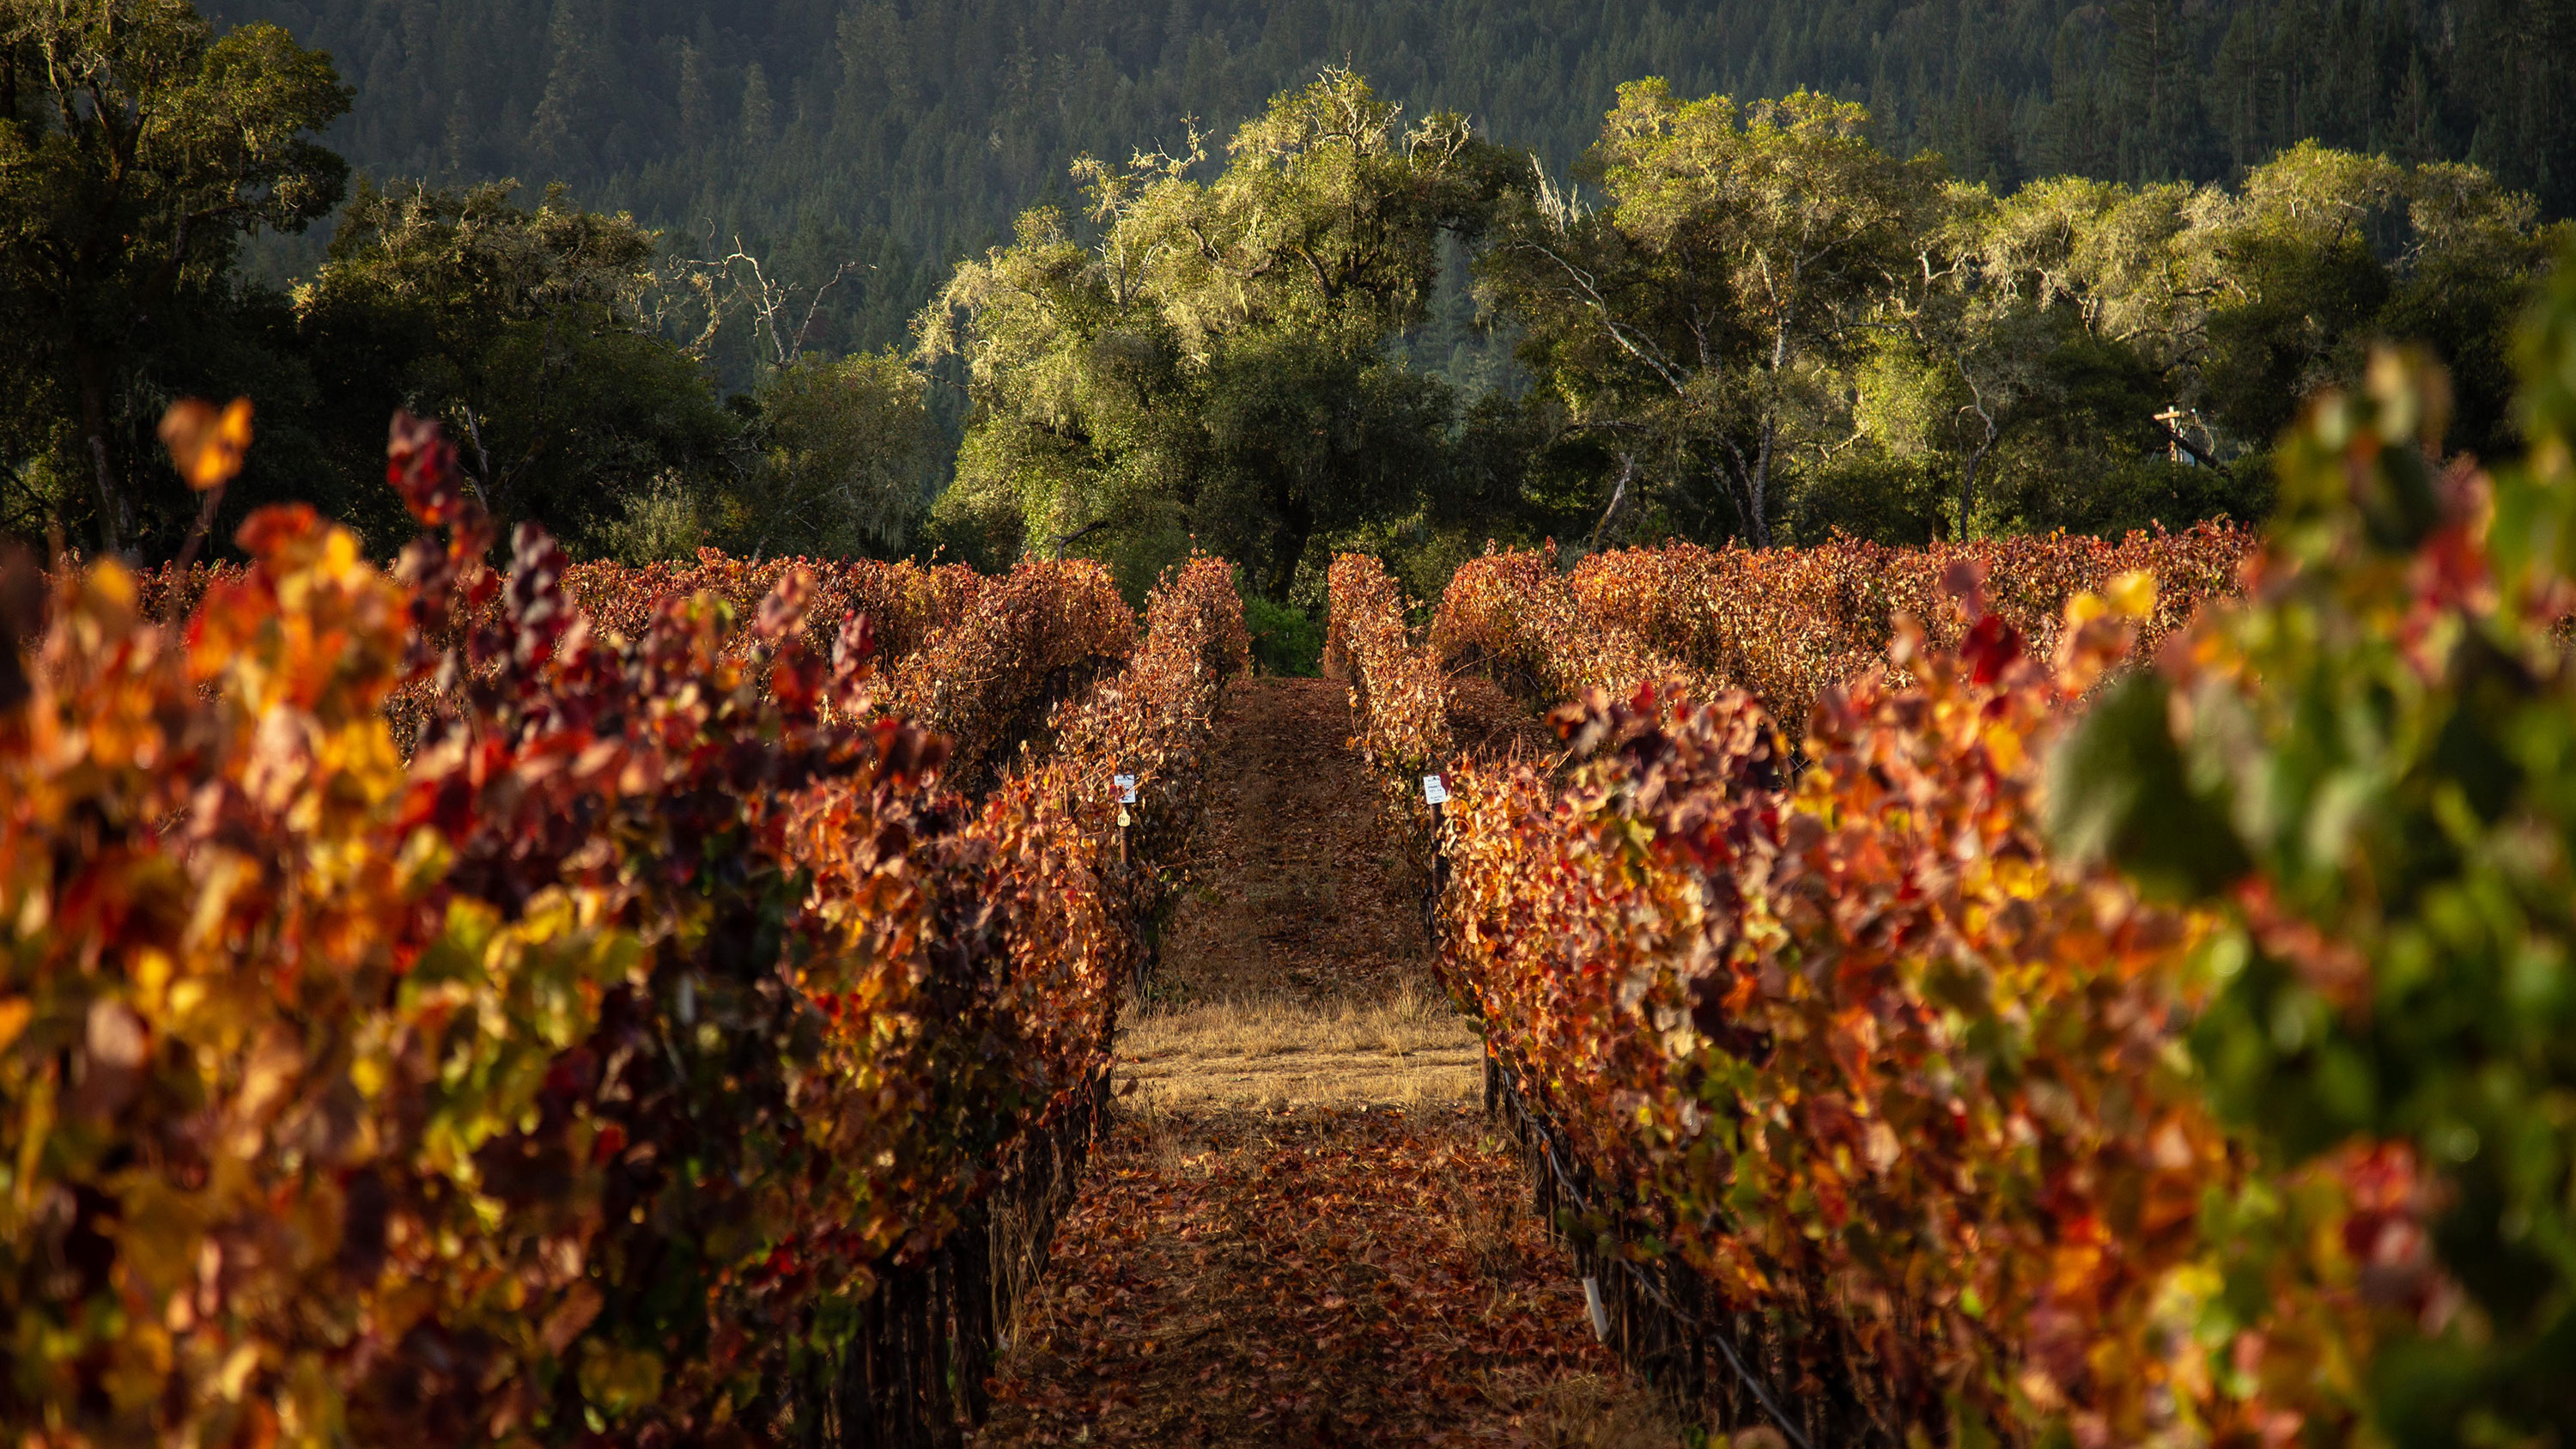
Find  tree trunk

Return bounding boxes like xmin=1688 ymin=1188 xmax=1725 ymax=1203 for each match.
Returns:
xmin=174 ymin=482 xmax=227 ymax=571
xmin=1747 ymin=413 xmax=1776 ymax=550
xmin=1263 ymin=492 xmax=1312 ymax=600
xmin=75 ymin=344 xmax=128 ymax=557
xmin=1589 ymin=451 xmax=1637 ymax=552
xmin=1958 ymin=439 xmax=1991 ymax=543
xmin=1744 ymin=321 xmax=1789 ymax=551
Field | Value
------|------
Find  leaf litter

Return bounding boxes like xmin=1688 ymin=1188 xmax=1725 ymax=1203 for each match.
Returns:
xmin=972 ymin=679 xmax=1678 ymax=1446
xmin=974 ymin=1100 xmax=1661 ymax=1446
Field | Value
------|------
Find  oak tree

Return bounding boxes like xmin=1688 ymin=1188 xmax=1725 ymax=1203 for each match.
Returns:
xmin=0 ymin=0 xmax=348 ymax=554
xmin=1482 ymin=86 xmax=1941 ymax=547
xmin=296 ymin=179 xmax=738 ymax=555
xmin=921 ymin=70 xmax=1513 ymax=597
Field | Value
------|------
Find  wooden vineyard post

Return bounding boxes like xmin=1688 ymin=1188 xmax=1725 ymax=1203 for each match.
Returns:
xmin=1115 ymin=768 xmax=1139 ymax=992
xmin=1420 ymin=771 xmax=1449 ymax=947
xmin=1114 ymin=768 xmax=1135 ymax=868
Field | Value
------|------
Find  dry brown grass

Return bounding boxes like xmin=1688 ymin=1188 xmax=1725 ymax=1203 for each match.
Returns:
xmin=1116 ymin=981 xmax=1482 ymax=1107
xmin=1520 ymin=1373 xmax=1704 ymax=1447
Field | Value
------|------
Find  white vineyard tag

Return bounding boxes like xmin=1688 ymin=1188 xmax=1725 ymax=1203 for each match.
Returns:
xmin=1114 ymin=773 xmax=1138 ymax=804
xmin=1421 ymin=773 xmax=1449 ymax=805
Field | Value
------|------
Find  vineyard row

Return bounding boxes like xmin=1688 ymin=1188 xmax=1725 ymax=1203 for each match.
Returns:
xmin=1433 ymin=524 xmax=2252 ymax=730
xmin=1332 ymin=329 xmax=2576 ymax=1444
xmin=0 ymin=413 xmax=1245 ymax=1446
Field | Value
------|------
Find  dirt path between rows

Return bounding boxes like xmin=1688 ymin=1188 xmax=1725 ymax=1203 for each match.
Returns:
xmin=969 ymin=678 xmax=1674 ymax=1447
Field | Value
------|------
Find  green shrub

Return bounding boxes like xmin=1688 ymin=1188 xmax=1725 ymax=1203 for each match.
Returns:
xmin=1242 ymin=593 xmax=1322 ymax=675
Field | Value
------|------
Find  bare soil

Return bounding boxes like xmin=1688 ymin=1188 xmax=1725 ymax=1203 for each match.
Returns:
xmin=969 ymin=678 xmax=1680 ymax=1446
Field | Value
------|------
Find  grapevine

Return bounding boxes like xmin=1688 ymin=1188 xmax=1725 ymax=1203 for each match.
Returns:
xmin=1329 ymin=335 xmax=2576 ymax=1433
xmin=876 ymin=559 xmax=1138 ymax=790
xmin=1562 ymin=526 xmax=2251 ymax=734
xmin=0 ymin=409 xmax=1241 ymax=1446
xmin=1325 ymin=553 xmax=1455 ymax=848
xmin=1431 ymin=544 xmax=1706 ymax=708
xmin=1433 ymin=589 xmax=2234 ymax=1445
xmin=1332 ymin=343 xmax=2567 ymax=1442
xmin=1038 ymin=554 xmax=1253 ymax=986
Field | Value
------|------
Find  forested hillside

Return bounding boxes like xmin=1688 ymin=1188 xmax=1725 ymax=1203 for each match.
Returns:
xmin=214 ymin=0 xmax=2574 ymax=362
xmin=7 ymin=0 xmax=2568 ymax=594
